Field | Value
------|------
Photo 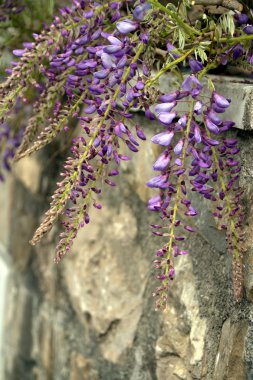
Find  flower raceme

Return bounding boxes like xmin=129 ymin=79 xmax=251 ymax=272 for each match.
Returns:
xmin=147 ymin=78 xmax=244 ymax=309
xmin=0 ymin=0 xmax=250 ymax=309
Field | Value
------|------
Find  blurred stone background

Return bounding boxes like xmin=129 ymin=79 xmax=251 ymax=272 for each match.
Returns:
xmin=1 ymin=76 xmax=253 ymax=379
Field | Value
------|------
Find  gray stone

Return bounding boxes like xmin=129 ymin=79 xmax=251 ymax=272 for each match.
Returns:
xmin=213 ymin=318 xmax=248 ymax=380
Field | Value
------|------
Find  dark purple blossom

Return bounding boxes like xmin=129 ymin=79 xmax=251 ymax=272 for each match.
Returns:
xmin=243 ymin=25 xmax=253 ymax=34
xmin=189 ymin=58 xmax=203 ymax=74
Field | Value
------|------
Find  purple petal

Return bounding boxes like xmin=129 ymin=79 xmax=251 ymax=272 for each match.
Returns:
xmin=135 ymin=125 xmax=146 ymax=140
xmin=117 ymin=56 xmax=127 ymax=69
xmin=151 ymin=131 xmax=174 ymax=146
xmin=234 ymin=13 xmax=248 ymax=25
xmin=133 ymin=3 xmax=151 ymax=20
xmin=205 ymin=117 xmax=220 ymax=134
xmin=194 ymin=101 xmax=202 ymax=115
xmin=233 ymin=44 xmax=243 ymax=60
xmin=107 ymin=35 xmax=122 ymax=45
xmin=84 ymin=105 xmax=96 ymax=114
xmin=181 ymin=75 xmax=203 ymax=91
xmin=146 ymin=174 xmax=168 ymax=188
xmin=157 ymin=111 xmax=177 ymax=125
xmin=159 ymin=91 xmax=179 ymax=103
xmin=243 ymin=25 xmax=253 ymax=35
xmin=185 ymin=206 xmax=198 ymax=216
xmin=13 ymin=49 xmax=25 ymax=57
xmin=167 ymin=42 xmax=180 ymax=58
xmin=93 ymin=69 xmax=109 ymax=79
xmin=153 ymin=151 xmax=171 ymax=171
xmin=174 ymin=139 xmax=184 ymax=155
xmin=104 ymin=45 xmax=122 ymax=54
xmin=189 ymin=58 xmax=203 ymax=74
xmin=23 ymin=42 xmax=35 ymax=49
xmin=101 ymin=53 xmax=114 ymax=68
xmin=194 ymin=124 xmax=202 ymax=143
xmin=154 ymin=101 xmax=176 ymax=114
xmin=126 ymin=140 xmax=138 ymax=152
xmin=207 ymin=109 xmax=222 ymax=125
xmin=147 ymin=195 xmax=161 ymax=211
xmin=213 ymin=91 xmax=230 ymax=108
xmin=177 ymin=114 xmax=187 ymax=129
xmin=116 ymin=19 xmax=138 ymax=34
xmin=211 ymin=103 xmax=226 ymax=113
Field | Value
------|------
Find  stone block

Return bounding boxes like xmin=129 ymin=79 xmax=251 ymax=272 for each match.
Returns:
xmin=213 ymin=318 xmax=248 ymax=380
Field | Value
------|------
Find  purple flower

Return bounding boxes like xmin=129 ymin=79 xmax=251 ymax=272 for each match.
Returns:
xmin=107 ymin=36 xmax=122 ymax=46
xmin=189 ymin=58 xmax=203 ymax=74
xmin=104 ymin=45 xmax=122 ymax=54
xmin=194 ymin=124 xmax=201 ymax=143
xmin=211 ymin=103 xmax=226 ymax=113
xmin=212 ymin=91 xmax=230 ymax=108
xmin=205 ymin=117 xmax=219 ymax=134
xmin=93 ymin=69 xmax=109 ymax=79
xmin=140 ymin=33 xmax=149 ymax=44
xmin=154 ymin=101 xmax=176 ymax=114
xmin=174 ymin=139 xmax=184 ymax=155
xmin=207 ymin=109 xmax=222 ymax=125
xmin=233 ymin=44 xmax=243 ymax=60
xmin=167 ymin=42 xmax=180 ymax=58
xmin=159 ymin=91 xmax=179 ymax=103
xmin=185 ymin=206 xmax=198 ymax=216
xmin=101 ymin=53 xmax=115 ymax=68
xmin=194 ymin=101 xmax=202 ymax=115
xmin=181 ymin=75 xmax=203 ymax=92
xmin=157 ymin=111 xmax=177 ymax=125
xmin=234 ymin=13 xmax=248 ymax=25
xmin=151 ymin=131 xmax=174 ymax=146
xmin=135 ymin=125 xmax=146 ymax=140
xmin=13 ymin=49 xmax=25 ymax=57
xmin=243 ymin=25 xmax=253 ymax=35
xmin=146 ymin=174 xmax=168 ymax=188
xmin=116 ymin=19 xmax=139 ymax=34
xmin=23 ymin=42 xmax=35 ymax=50
xmin=153 ymin=151 xmax=171 ymax=171
xmin=133 ymin=2 xmax=151 ymax=20
xmin=84 ymin=105 xmax=96 ymax=114
xmin=177 ymin=114 xmax=187 ymax=129
xmin=148 ymin=195 xmax=161 ymax=211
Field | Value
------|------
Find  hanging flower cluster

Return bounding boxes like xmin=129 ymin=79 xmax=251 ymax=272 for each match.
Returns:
xmin=0 ymin=0 xmax=252 ymax=310
xmin=0 ymin=0 xmax=25 ymax=22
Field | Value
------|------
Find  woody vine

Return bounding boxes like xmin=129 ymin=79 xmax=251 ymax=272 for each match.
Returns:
xmin=0 ymin=0 xmax=252 ymax=310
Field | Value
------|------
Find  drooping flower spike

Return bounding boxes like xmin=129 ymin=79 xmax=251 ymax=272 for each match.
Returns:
xmin=0 ymin=0 xmax=249 ymax=310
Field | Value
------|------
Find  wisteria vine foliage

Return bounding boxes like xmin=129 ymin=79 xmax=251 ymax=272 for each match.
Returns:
xmin=0 ymin=0 xmax=252 ymax=310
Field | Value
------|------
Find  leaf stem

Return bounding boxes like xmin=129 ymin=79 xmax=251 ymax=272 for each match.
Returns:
xmin=145 ymin=48 xmax=194 ymax=88
xmin=148 ymin=0 xmax=201 ymax=37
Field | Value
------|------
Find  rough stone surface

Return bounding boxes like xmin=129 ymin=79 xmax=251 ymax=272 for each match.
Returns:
xmin=1 ymin=77 xmax=253 ymax=380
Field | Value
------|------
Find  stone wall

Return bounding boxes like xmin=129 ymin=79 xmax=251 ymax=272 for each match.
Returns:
xmin=1 ymin=76 xmax=253 ymax=380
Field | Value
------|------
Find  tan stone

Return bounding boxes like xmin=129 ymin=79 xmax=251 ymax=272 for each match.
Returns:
xmin=63 ymin=202 xmax=149 ymax=363
xmin=70 ymin=353 xmax=98 ymax=380
xmin=156 ymin=254 xmax=207 ymax=380
xmin=0 ymin=176 xmax=12 ymax=247
xmin=213 ymin=318 xmax=248 ymax=380
xmin=13 ymin=155 xmax=41 ymax=194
